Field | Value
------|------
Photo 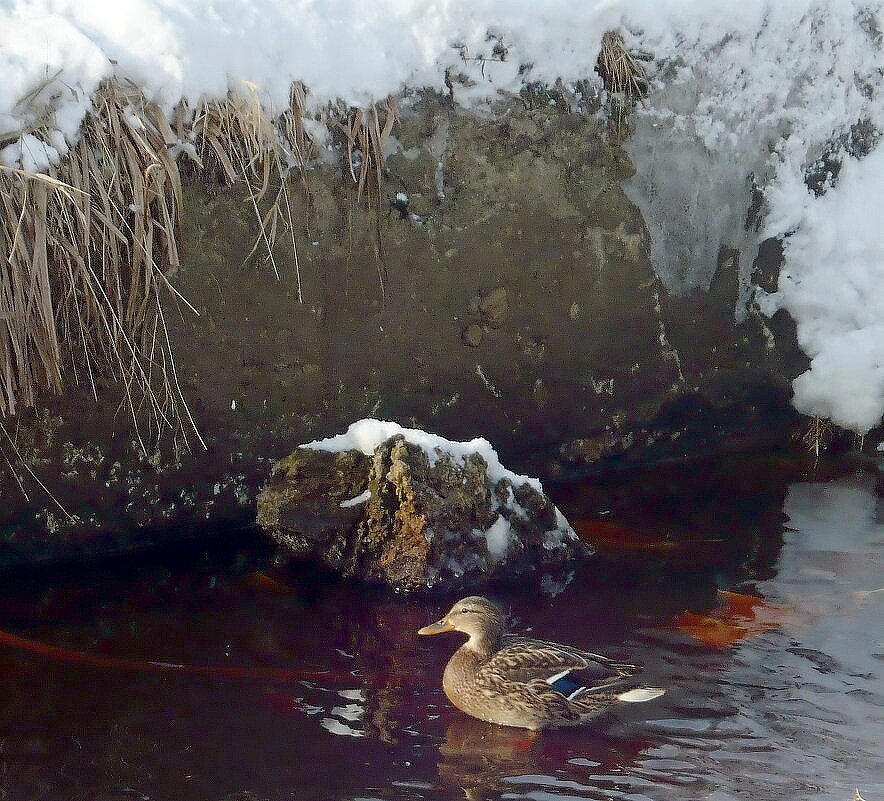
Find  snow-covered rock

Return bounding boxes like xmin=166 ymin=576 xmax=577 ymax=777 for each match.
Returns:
xmin=256 ymin=420 xmax=582 ymax=591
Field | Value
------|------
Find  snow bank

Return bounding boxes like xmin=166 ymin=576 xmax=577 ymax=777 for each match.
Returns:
xmin=625 ymin=4 xmax=882 ymax=311
xmin=5 ymin=3 xmax=880 ymax=170
xmin=1 ymin=0 xmax=623 ymax=162
xmin=757 ymin=147 xmax=884 ymax=433
xmin=3 ymin=1 xmax=884 ymax=432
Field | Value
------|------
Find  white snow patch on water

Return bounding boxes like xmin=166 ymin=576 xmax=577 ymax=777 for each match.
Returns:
xmin=330 ymin=704 xmax=364 ymax=721
xmin=320 ymin=717 xmax=364 ymax=737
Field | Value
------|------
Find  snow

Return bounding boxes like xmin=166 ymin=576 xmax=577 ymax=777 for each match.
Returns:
xmin=302 ymin=419 xmax=576 ymax=561
xmin=339 ymin=489 xmax=371 ymax=508
xmin=484 ymin=515 xmax=512 ymax=561
xmin=624 ymin=4 xmax=882 ymax=313
xmin=6 ymin=2 xmax=879 ymax=173
xmin=756 ymin=147 xmax=884 ymax=433
xmin=303 ymin=418 xmax=544 ymax=492
xmin=0 ymin=0 xmax=618 ymax=161
xmin=3 ymin=1 xmax=884 ymax=431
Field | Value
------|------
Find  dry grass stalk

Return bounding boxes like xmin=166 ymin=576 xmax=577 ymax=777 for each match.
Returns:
xmin=1 ymin=76 xmax=352 ymax=456
xmin=597 ymin=31 xmax=650 ymax=98
xmin=192 ymin=81 xmax=313 ymax=287
xmin=596 ymin=31 xmax=651 ymax=142
xmin=336 ymin=97 xmax=398 ymax=202
xmin=0 ymin=419 xmax=73 ymax=519
xmin=799 ymin=415 xmax=834 ymax=458
xmin=333 ymin=97 xmax=399 ymax=296
xmin=0 ymin=81 xmax=208 ymax=452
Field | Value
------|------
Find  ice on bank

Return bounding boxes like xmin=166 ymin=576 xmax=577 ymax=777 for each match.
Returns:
xmin=757 ymin=146 xmax=884 ymax=434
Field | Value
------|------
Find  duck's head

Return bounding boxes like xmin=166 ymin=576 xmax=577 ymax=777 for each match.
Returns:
xmin=418 ymin=596 xmax=504 ymax=649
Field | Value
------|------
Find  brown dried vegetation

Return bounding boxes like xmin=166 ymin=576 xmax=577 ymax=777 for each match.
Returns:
xmin=1 ymin=78 xmax=397 ymax=450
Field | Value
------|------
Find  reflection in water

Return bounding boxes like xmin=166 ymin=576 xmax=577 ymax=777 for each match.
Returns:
xmin=673 ymin=589 xmax=796 ymax=648
xmin=711 ymin=480 xmax=884 ymax=801
xmin=0 ymin=459 xmax=881 ymax=801
xmin=437 ymin=716 xmax=538 ymax=799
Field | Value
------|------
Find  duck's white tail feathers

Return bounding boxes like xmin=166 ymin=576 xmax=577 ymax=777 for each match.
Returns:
xmin=616 ymin=687 xmax=665 ymax=703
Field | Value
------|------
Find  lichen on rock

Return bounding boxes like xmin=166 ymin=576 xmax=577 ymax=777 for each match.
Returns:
xmin=256 ymin=422 xmax=583 ymax=591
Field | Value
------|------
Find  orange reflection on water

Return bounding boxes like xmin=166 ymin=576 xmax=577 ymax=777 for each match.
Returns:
xmin=674 ymin=590 xmax=792 ymax=648
xmin=572 ymin=519 xmax=722 ymax=555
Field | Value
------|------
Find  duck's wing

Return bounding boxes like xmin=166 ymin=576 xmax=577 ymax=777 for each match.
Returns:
xmin=475 ymin=635 xmax=637 ymax=689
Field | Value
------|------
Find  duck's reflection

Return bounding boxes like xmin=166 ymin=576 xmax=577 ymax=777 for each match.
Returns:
xmin=437 ymin=716 xmax=539 ymax=800
xmin=436 ymin=714 xmax=658 ymax=800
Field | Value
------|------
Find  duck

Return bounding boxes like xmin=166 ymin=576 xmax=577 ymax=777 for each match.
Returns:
xmin=418 ymin=596 xmax=664 ymax=730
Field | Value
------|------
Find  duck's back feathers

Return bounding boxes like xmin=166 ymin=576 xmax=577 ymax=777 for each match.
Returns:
xmin=467 ymin=635 xmax=643 ymax=725
xmin=475 ymin=635 xmax=637 ymax=687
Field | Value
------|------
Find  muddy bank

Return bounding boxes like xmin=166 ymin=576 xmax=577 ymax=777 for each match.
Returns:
xmin=0 ymin=94 xmax=809 ymax=568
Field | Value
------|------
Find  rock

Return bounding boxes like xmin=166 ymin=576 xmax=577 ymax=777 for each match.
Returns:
xmin=256 ymin=431 xmax=583 ymax=591
xmin=478 ymin=287 xmax=509 ymax=327
xmin=461 ymin=323 xmax=483 ymax=347
xmin=1 ymin=92 xmax=803 ymax=565
xmin=559 ymin=431 xmax=621 ymax=465
xmin=255 ymin=448 xmax=371 ymax=571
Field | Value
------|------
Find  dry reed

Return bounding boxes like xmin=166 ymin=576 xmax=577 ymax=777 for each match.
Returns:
xmin=597 ymin=31 xmax=650 ymax=98
xmin=596 ymin=31 xmax=651 ymax=142
xmin=334 ymin=97 xmax=399 ymax=296
xmin=1 ymin=81 xmax=204 ymax=452
xmin=336 ymin=97 xmax=398 ymax=202
xmin=1 ymin=75 xmax=400 ymax=453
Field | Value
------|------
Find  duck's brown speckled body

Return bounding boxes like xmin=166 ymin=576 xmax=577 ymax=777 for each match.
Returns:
xmin=420 ymin=596 xmax=664 ymax=730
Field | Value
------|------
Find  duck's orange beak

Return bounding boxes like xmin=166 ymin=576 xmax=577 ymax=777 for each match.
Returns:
xmin=418 ymin=617 xmax=455 ymax=635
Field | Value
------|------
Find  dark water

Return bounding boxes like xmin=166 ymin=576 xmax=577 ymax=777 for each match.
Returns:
xmin=1 ymin=457 xmax=882 ymax=801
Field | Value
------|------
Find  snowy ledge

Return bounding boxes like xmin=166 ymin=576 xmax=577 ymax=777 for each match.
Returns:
xmin=2 ymin=3 xmax=880 ymax=173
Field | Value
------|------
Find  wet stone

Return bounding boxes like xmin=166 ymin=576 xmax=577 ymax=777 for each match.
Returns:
xmin=559 ymin=431 xmax=621 ymax=465
xmin=478 ymin=287 xmax=509 ymax=327
xmin=256 ymin=434 xmax=582 ymax=592
xmin=462 ymin=324 xmax=483 ymax=347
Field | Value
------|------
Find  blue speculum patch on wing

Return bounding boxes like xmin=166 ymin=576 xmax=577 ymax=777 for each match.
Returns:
xmin=547 ymin=670 xmax=585 ymax=698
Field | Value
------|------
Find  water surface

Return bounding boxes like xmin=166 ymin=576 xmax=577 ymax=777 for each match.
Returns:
xmin=0 ymin=457 xmax=881 ymax=800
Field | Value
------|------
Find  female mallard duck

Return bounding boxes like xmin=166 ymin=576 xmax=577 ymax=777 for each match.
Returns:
xmin=419 ymin=596 xmax=664 ymax=730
